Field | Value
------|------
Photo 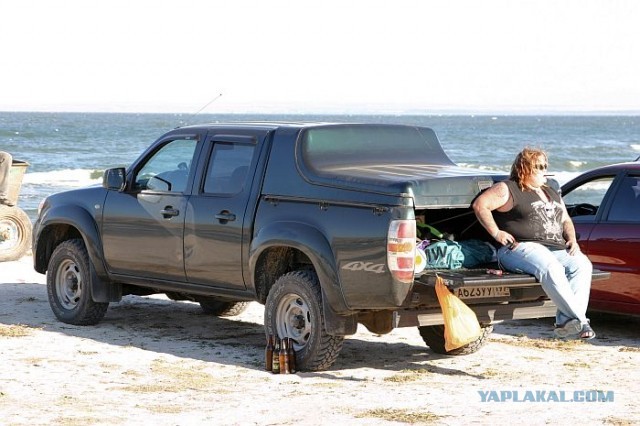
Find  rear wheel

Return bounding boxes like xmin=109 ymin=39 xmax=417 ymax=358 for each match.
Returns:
xmin=196 ymin=297 xmax=249 ymax=317
xmin=47 ymin=239 xmax=109 ymax=325
xmin=418 ymin=324 xmax=493 ymax=355
xmin=264 ymin=270 xmax=344 ymax=371
xmin=0 ymin=205 xmax=32 ymax=262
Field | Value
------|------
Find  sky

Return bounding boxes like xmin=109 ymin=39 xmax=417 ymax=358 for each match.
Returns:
xmin=1 ymin=0 xmax=639 ymax=114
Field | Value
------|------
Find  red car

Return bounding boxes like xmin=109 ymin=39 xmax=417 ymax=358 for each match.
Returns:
xmin=561 ymin=160 xmax=640 ymax=316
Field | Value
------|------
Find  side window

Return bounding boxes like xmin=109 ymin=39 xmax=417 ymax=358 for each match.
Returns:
xmin=135 ymin=139 xmax=197 ymax=193
xmin=607 ymin=175 xmax=640 ymax=222
xmin=203 ymin=143 xmax=255 ymax=195
xmin=563 ymin=176 xmax=614 ymax=219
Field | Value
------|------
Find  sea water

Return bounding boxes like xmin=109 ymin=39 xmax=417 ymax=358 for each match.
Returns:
xmin=1 ymin=111 xmax=639 ymax=222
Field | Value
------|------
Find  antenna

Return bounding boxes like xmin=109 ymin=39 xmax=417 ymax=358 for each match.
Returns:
xmin=182 ymin=93 xmax=223 ymax=126
xmin=193 ymin=93 xmax=223 ymax=116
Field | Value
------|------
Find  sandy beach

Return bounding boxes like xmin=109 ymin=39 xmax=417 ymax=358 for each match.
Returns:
xmin=1 ymin=255 xmax=639 ymax=425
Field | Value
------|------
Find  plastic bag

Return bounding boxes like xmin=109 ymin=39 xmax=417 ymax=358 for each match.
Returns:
xmin=435 ymin=276 xmax=482 ymax=351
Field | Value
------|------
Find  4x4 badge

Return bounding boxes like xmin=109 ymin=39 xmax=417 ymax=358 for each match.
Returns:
xmin=342 ymin=261 xmax=385 ymax=274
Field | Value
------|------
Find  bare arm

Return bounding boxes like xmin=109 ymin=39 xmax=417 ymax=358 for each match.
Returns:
xmin=560 ymin=201 xmax=580 ymax=255
xmin=472 ymin=182 xmax=514 ymax=245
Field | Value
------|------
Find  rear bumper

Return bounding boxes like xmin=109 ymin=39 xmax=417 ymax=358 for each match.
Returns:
xmin=393 ymin=268 xmax=611 ymax=328
xmin=416 ymin=268 xmax=611 ymax=288
xmin=394 ymin=299 xmax=557 ymax=327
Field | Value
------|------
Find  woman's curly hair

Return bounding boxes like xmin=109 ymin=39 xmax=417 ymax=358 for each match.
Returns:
xmin=510 ymin=147 xmax=548 ymax=190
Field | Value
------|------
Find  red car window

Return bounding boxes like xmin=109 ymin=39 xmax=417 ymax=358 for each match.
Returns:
xmin=607 ymin=176 xmax=640 ymax=222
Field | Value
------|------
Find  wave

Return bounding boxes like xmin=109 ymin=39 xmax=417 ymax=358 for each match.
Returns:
xmin=458 ymin=164 xmax=580 ymax=186
xmin=457 ymin=163 xmax=508 ymax=172
xmin=23 ymin=169 xmax=102 ymax=187
xmin=549 ymin=171 xmax=581 ymax=186
xmin=632 ymin=144 xmax=640 ymax=152
xmin=570 ymin=180 xmax=612 ymax=191
xmin=21 ymin=167 xmax=585 ymax=190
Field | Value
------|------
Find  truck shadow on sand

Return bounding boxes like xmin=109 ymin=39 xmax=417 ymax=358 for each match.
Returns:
xmin=2 ymin=282 xmax=638 ymax=375
xmin=2 ymin=282 xmax=436 ymax=373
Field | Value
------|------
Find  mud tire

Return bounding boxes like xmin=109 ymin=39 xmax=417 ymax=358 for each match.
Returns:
xmin=264 ymin=270 xmax=344 ymax=371
xmin=196 ymin=297 xmax=250 ymax=317
xmin=418 ymin=324 xmax=493 ymax=355
xmin=47 ymin=239 xmax=109 ymax=325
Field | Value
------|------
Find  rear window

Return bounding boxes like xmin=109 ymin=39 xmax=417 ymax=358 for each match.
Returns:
xmin=300 ymin=125 xmax=452 ymax=173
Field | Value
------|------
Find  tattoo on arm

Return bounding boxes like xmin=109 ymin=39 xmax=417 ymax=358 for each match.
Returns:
xmin=493 ymin=183 xmax=509 ymax=199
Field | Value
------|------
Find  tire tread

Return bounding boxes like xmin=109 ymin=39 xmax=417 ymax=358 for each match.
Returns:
xmin=198 ymin=299 xmax=250 ymax=317
xmin=265 ymin=270 xmax=344 ymax=371
xmin=47 ymin=239 xmax=108 ymax=326
xmin=418 ymin=324 xmax=493 ymax=355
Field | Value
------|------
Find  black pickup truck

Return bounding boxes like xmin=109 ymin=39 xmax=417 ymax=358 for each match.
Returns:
xmin=32 ymin=122 xmax=608 ymax=371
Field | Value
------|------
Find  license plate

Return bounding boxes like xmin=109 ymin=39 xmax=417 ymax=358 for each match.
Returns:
xmin=455 ymin=286 xmax=511 ymax=299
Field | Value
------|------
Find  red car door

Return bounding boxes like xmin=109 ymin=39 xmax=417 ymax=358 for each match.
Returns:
xmin=585 ymin=174 xmax=640 ymax=315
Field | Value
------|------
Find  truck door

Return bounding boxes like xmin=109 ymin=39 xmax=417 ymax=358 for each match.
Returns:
xmin=102 ymin=136 xmax=199 ymax=281
xmin=184 ymin=134 xmax=259 ymax=289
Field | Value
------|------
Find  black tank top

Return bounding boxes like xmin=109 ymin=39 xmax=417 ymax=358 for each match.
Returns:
xmin=493 ymin=180 xmax=566 ymax=250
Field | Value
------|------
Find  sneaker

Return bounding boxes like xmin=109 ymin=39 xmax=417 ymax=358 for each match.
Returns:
xmin=553 ymin=319 xmax=582 ymax=338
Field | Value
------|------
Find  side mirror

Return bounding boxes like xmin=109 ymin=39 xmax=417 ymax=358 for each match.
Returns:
xmin=103 ymin=168 xmax=126 ymax=191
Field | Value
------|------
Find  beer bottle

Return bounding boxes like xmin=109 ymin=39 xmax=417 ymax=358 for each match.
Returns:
xmin=279 ymin=337 xmax=289 ymax=374
xmin=287 ymin=337 xmax=296 ymax=374
xmin=271 ymin=337 xmax=280 ymax=374
xmin=265 ymin=335 xmax=274 ymax=372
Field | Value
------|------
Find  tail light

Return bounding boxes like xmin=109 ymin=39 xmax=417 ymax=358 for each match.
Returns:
xmin=387 ymin=219 xmax=416 ymax=283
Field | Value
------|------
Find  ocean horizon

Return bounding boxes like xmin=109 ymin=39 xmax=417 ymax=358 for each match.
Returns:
xmin=2 ymin=111 xmax=639 ymax=222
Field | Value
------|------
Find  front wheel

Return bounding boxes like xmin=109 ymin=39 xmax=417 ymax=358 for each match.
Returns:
xmin=47 ymin=239 xmax=109 ymax=325
xmin=418 ymin=324 xmax=493 ymax=355
xmin=264 ymin=270 xmax=344 ymax=371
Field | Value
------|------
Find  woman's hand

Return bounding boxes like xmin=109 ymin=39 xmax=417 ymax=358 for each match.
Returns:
xmin=566 ymin=239 xmax=581 ymax=255
xmin=495 ymin=230 xmax=517 ymax=248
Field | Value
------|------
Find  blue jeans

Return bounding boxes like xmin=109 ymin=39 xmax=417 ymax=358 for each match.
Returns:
xmin=497 ymin=242 xmax=592 ymax=326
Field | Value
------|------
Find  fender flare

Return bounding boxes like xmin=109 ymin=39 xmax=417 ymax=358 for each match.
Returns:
xmin=34 ymin=205 xmax=121 ymax=302
xmin=250 ymin=221 xmax=355 ymax=329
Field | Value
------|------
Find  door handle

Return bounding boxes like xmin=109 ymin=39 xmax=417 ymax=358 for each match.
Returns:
xmin=160 ymin=207 xmax=180 ymax=218
xmin=215 ymin=211 xmax=236 ymax=223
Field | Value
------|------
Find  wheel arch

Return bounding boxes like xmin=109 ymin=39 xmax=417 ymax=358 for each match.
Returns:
xmin=34 ymin=206 xmax=103 ymax=273
xmin=249 ymin=221 xmax=357 ymax=335
xmin=249 ymin=221 xmax=344 ymax=308
xmin=33 ymin=205 xmax=120 ymax=302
